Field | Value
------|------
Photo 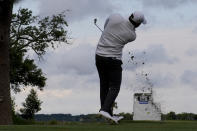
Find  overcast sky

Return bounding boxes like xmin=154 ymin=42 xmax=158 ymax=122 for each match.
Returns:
xmin=13 ymin=0 xmax=197 ymax=115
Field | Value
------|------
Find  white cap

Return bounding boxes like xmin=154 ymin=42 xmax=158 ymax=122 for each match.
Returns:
xmin=132 ymin=11 xmax=147 ymax=24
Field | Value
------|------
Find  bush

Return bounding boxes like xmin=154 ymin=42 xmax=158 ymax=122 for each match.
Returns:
xmin=118 ymin=112 xmax=133 ymax=120
xmin=48 ymin=120 xmax=58 ymax=125
xmin=13 ymin=114 xmax=35 ymax=125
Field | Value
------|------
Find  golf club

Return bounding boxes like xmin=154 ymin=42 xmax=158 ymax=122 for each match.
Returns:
xmin=94 ymin=18 xmax=103 ymax=32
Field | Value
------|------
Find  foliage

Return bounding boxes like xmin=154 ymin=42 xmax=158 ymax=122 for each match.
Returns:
xmin=118 ymin=112 xmax=133 ymax=120
xmin=11 ymin=98 xmax=34 ymax=124
xmin=112 ymin=102 xmax=118 ymax=110
xmin=48 ymin=120 xmax=58 ymax=125
xmin=10 ymin=48 xmax=46 ymax=93
xmin=35 ymin=112 xmax=197 ymax=122
xmin=110 ymin=101 xmax=118 ymax=115
xmin=162 ymin=112 xmax=197 ymax=120
xmin=20 ymin=89 xmax=42 ymax=120
xmin=34 ymin=113 xmax=133 ymax=122
xmin=13 ymin=114 xmax=35 ymax=125
xmin=166 ymin=111 xmax=176 ymax=120
xmin=11 ymin=98 xmax=16 ymax=115
xmin=10 ymin=8 xmax=69 ymax=93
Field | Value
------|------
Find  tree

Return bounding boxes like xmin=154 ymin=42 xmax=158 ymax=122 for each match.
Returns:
xmin=0 ymin=0 xmax=14 ymax=125
xmin=176 ymin=112 xmax=196 ymax=120
xmin=166 ymin=111 xmax=176 ymax=120
xmin=20 ymin=89 xmax=42 ymax=120
xmin=0 ymin=2 xmax=69 ymax=124
xmin=111 ymin=101 xmax=118 ymax=115
xmin=10 ymin=8 xmax=69 ymax=93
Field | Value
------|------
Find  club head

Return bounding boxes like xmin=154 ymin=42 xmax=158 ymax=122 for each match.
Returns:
xmin=94 ymin=18 xmax=97 ymax=24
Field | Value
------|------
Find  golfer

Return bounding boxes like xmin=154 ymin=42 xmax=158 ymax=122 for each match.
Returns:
xmin=95 ymin=11 xmax=147 ymax=123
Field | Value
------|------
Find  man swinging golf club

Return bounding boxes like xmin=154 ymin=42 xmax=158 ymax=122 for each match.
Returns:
xmin=95 ymin=11 xmax=147 ymax=123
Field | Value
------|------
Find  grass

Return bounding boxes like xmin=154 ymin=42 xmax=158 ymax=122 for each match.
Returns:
xmin=0 ymin=121 xmax=197 ymax=131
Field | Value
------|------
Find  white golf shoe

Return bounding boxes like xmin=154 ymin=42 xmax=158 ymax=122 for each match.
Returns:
xmin=113 ymin=116 xmax=124 ymax=121
xmin=99 ymin=111 xmax=118 ymax=124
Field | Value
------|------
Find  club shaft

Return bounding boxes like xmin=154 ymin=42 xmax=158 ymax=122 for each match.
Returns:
xmin=95 ymin=23 xmax=103 ymax=32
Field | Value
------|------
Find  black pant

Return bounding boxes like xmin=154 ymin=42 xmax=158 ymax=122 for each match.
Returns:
xmin=96 ymin=54 xmax=122 ymax=115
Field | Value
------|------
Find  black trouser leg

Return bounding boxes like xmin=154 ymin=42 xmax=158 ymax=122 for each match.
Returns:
xmin=96 ymin=55 xmax=122 ymax=115
xmin=102 ymin=66 xmax=122 ymax=114
xmin=96 ymin=64 xmax=109 ymax=108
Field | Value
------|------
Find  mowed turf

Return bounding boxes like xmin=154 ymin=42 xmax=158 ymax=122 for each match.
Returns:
xmin=0 ymin=121 xmax=197 ymax=131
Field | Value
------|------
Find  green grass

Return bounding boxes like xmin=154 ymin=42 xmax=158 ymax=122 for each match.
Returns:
xmin=0 ymin=121 xmax=197 ymax=131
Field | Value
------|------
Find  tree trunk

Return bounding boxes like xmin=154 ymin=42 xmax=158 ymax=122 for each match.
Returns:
xmin=0 ymin=0 xmax=13 ymax=125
